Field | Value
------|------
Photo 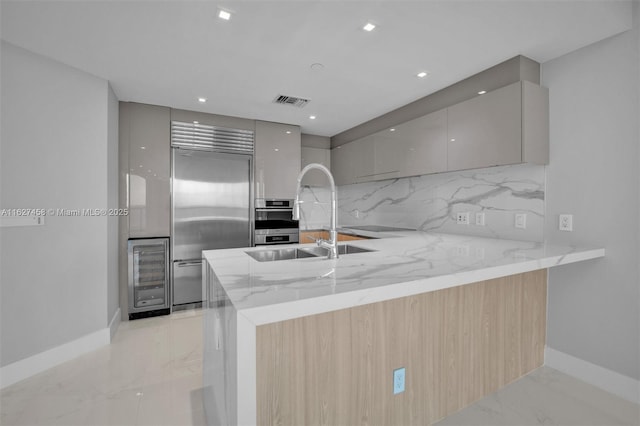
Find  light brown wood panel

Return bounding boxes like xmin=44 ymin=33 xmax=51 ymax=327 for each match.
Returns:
xmin=337 ymin=233 xmax=369 ymax=242
xmin=299 ymin=230 xmax=328 ymax=243
xmin=256 ymin=269 xmax=547 ymax=426
xmin=300 ymin=230 xmax=370 ymax=243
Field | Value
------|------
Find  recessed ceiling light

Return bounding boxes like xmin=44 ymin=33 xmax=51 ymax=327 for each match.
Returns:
xmin=309 ymin=115 xmax=316 ymax=120
xmin=198 ymin=97 xmax=207 ymax=103
xmin=450 ymin=138 xmax=456 ymax=142
xmin=218 ymin=9 xmax=231 ymax=20
xmin=193 ymin=121 xmax=199 ymax=124
xmin=390 ymin=128 xmax=396 ymax=132
xmin=286 ymin=131 xmax=291 ymax=134
xmin=478 ymin=90 xmax=487 ymax=95
xmin=140 ymin=146 xmax=146 ymax=150
xmin=363 ymin=22 xmax=376 ymax=32
xmin=274 ymin=148 xmax=279 ymax=152
xmin=417 ymin=71 xmax=429 ymax=78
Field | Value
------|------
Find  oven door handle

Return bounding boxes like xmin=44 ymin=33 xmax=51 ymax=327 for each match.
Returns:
xmin=255 ymin=208 xmax=293 ymax=212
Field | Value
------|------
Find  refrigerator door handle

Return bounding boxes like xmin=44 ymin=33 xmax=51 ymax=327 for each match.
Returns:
xmin=176 ymin=260 xmax=203 ymax=267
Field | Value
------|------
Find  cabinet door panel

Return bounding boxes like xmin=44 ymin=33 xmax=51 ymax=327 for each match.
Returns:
xmin=447 ymin=82 xmax=522 ymax=171
xmin=255 ymin=121 xmax=301 ymax=199
xmin=331 ymin=137 xmax=374 ymax=185
xmin=353 ymin=135 xmax=375 ymax=182
xmin=399 ymin=109 xmax=448 ymax=177
xmin=301 ymin=147 xmax=331 ymax=187
xmin=125 ymin=103 xmax=171 ymax=238
xmin=331 ymin=142 xmax=355 ymax=185
xmin=373 ymin=130 xmax=401 ymax=178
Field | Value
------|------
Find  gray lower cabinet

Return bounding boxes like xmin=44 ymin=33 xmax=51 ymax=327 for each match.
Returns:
xmin=120 ymin=102 xmax=171 ymax=238
xmin=255 ymin=121 xmax=301 ymax=199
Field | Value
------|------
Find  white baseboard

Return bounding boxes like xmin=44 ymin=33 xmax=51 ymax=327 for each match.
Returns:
xmin=545 ymin=346 xmax=640 ymax=404
xmin=0 ymin=327 xmax=110 ymax=389
xmin=109 ymin=307 xmax=121 ymax=341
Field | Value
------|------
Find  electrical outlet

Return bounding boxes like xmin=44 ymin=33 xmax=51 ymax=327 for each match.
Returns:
xmin=393 ymin=367 xmax=405 ymax=395
xmin=475 ymin=212 xmax=485 ymax=226
xmin=454 ymin=245 xmax=470 ymax=257
xmin=515 ymin=213 xmax=527 ymax=229
xmin=456 ymin=212 xmax=470 ymax=225
xmin=354 ymin=209 xmax=359 ymax=219
xmin=559 ymin=214 xmax=573 ymax=231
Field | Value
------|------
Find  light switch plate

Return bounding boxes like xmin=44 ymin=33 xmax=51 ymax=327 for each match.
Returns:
xmin=515 ymin=213 xmax=527 ymax=229
xmin=475 ymin=212 xmax=485 ymax=226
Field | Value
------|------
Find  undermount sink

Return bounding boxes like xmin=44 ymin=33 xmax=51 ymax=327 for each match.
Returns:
xmin=300 ymin=244 xmax=375 ymax=257
xmin=245 ymin=248 xmax=318 ymax=262
xmin=246 ymin=245 xmax=376 ymax=262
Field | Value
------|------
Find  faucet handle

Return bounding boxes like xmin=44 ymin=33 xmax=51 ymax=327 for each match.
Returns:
xmin=305 ymin=234 xmax=320 ymax=243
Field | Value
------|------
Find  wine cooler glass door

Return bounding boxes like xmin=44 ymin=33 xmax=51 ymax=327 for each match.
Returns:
xmin=128 ymin=238 xmax=169 ymax=313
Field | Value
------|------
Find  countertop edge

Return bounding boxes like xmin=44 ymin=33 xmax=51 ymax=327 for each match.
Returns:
xmin=237 ymin=246 xmax=605 ymax=326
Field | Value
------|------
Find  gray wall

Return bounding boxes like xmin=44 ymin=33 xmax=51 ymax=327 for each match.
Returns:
xmin=107 ymin=84 xmax=119 ymax=325
xmin=0 ymin=42 xmax=114 ymax=366
xmin=542 ymin=2 xmax=639 ymax=380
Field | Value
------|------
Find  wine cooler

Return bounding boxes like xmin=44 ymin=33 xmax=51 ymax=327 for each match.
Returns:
xmin=128 ymin=238 xmax=170 ymax=319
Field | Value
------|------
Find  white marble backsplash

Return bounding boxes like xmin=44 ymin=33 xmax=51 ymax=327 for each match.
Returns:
xmin=299 ymin=164 xmax=546 ymax=242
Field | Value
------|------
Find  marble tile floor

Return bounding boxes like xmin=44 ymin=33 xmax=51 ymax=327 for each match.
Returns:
xmin=435 ymin=366 xmax=640 ymax=426
xmin=1 ymin=308 xmax=638 ymax=426
xmin=1 ymin=310 xmax=205 ymax=426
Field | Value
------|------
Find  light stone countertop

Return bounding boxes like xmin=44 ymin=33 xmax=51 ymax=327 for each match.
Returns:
xmin=203 ymin=231 xmax=604 ymax=325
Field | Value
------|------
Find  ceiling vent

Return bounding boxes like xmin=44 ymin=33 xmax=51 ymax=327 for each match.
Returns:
xmin=273 ymin=94 xmax=310 ymax=108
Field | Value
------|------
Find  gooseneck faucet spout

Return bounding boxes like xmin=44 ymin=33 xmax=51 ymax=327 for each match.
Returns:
xmin=293 ymin=163 xmax=339 ymax=259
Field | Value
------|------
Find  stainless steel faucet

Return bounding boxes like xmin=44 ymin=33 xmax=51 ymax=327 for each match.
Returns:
xmin=292 ymin=163 xmax=339 ymax=259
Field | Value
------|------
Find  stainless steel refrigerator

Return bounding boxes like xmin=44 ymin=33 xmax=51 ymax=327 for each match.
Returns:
xmin=171 ymin=148 xmax=252 ymax=307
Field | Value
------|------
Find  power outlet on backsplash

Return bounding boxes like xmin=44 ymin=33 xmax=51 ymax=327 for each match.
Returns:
xmin=456 ymin=212 xmax=470 ymax=225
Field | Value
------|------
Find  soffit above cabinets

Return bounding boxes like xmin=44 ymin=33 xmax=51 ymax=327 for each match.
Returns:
xmin=1 ymin=1 xmax=632 ymax=136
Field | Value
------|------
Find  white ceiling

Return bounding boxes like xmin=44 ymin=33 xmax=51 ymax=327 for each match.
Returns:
xmin=0 ymin=1 xmax=632 ymax=136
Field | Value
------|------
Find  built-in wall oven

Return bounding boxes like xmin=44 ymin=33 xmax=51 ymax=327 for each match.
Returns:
xmin=254 ymin=199 xmax=299 ymax=245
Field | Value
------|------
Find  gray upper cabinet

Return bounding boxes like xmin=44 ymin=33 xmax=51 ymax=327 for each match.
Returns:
xmin=397 ymin=109 xmax=448 ymax=177
xmin=447 ymin=82 xmax=522 ymax=171
xmin=255 ymin=121 xmax=301 ymax=199
xmin=301 ymin=146 xmax=331 ymax=187
xmin=120 ymin=102 xmax=171 ymax=238
xmin=332 ymin=80 xmax=548 ymax=185
xmin=521 ymin=80 xmax=550 ymax=164
xmin=447 ymin=81 xmax=549 ymax=171
xmin=331 ymin=136 xmax=374 ymax=185
xmin=332 ymin=108 xmax=448 ymax=184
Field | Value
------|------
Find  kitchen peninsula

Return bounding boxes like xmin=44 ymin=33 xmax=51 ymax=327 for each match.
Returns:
xmin=202 ymin=231 xmax=604 ymax=426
